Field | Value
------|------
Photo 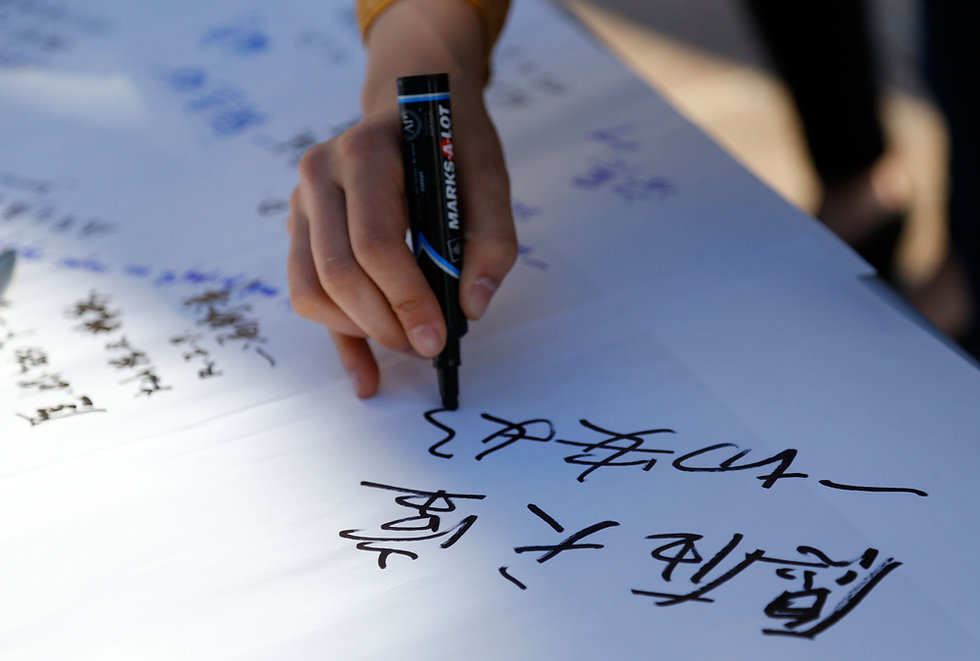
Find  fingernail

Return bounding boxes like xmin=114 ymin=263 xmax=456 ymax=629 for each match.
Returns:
xmin=468 ymin=277 xmax=498 ymax=319
xmin=409 ymin=324 xmax=441 ymax=357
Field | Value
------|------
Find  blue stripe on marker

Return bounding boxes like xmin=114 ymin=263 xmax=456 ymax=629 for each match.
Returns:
xmin=397 ymin=92 xmax=451 ymax=104
xmin=418 ymin=233 xmax=460 ymax=279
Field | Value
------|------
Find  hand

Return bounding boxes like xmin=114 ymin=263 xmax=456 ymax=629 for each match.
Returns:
xmin=285 ymin=0 xmax=517 ymax=398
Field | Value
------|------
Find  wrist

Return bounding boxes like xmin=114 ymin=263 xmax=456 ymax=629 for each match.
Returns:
xmin=361 ymin=0 xmax=487 ymax=114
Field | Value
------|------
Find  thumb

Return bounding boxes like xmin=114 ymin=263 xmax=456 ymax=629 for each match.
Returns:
xmin=458 ymin=142 xmax=517 ymax=320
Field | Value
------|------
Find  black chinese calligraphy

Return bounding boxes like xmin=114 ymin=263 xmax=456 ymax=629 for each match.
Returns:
xmin=182 ymin=287 xmax=275 ymax=367
xmin=671 ymin=443 xmax=808 ymax=489
xmin=423 ymin=409 xmax=557 ymax=460
xmin=424 ymin=407 xmax=457 ymax=459
xmin=476 ymin=413 xmax=556 ymax=461
xmin=3 ymin=302 xmax=105 ymax=426
xmin=66 ymin=291 xmax=120 ymax=335
xmin=515 ymin=503 xmax=620 ymax=562
xmin=66 ymin=291 xmax=170 ymax=398
xmin=339 ymin=484 xmax=901 ymax=640
xmin=817 ymin=479 xmax=928 ymax=498
xmin=16 ymin=394 xmax=106 ymax=426
xmin=421 ymin=410 xmax=928 ymax=496
xmin=556 ymin=419 xmax=675 ymax=482
xmin=168 ymin=332 xmax=223 ymax=379
xmin=499 ymin=503 xmax=620 ymax=590
xmin=4 ymin=277 xmax=284 ymax=426
xmin=14 ymin=346 xmax=48 ymax=374
xmin=632 ymin=532 xmax=901 ymax=639
xmin=339 ymin=481 xmax=485 ymax=569
xmin=18 ymin=371 xmax=70 ymax=392
xmin=119 ymin=368 xmax=171 ymax=397
xmin=0 ymin=172 xmax=116 ymax=241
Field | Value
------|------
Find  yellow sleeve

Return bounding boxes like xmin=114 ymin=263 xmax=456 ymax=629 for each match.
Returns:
xmin=357 ymin=0 xmax=511 ymax=50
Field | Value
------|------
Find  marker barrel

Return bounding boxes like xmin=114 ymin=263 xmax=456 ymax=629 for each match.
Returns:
xmin=398 ymin=73 xmax=467 ymax=408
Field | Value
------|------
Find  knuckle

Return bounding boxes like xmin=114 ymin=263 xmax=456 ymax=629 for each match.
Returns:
xmin=297 ymin=142 xmax=331 ymax=182
xmin=336 ymin=123 xmax=401 ymax=182
xmin=351 ymin=224 xmax=402 ymax=264
xmin=336 ymin=124 xmax=381 ymax=165
xmin=390 ymin=294 xmax=428 ymax=323
xmin=316 ymin=253 xmax=359 ymax=291
xmin=287 ymin=287 xmax=319 ymax=321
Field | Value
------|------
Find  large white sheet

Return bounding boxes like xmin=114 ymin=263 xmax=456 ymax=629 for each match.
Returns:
xmin=2 ymin=1 xmax=978 ymax=658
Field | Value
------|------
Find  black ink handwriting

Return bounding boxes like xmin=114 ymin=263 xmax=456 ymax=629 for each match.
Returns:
xmin=632 ymin=532 xmax=900 ymax=639
xmin=339 ymin=481 xmax=485 ymax=569
xmin=556 ymin=419 xmax=675 ymax=482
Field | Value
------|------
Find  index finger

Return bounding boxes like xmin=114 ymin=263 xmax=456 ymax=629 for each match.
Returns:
xmin=338 ymin=120 xmax=449 ymax=359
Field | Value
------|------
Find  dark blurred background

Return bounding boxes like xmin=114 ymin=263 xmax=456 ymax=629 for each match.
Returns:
xmin=565 ymin=0 xmax=945 ymax=286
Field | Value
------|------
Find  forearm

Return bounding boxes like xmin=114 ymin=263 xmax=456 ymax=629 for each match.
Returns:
xmin=359 ymin=0 xmax=504 ymax=113
xmin=358 ymin=0 xmax=511 ymax=44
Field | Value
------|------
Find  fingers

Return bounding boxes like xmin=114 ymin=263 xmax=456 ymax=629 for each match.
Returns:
xmin=288 ymin=205 xmax=382 ymax=397
xmin=285 ymin=96 xmax=517 ymax=400
xmin=298 ymin=146 xmax=410 ymax=354
xmin=286 ymin=116 xmax=451 ymax=401
xmin=330 ymin=331 xmax=381 ymax=399
xmin=338 ymin=123 xmax=447 ymax=357
xmin=296 ymin=131 xmax=446 ymax=358
xmin=286 ymin=209 xmax=365 ymax=338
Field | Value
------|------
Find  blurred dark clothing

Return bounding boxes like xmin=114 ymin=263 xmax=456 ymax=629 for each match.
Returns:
xmin=747 ymin=0 xmax=980 ymax=353
xmin=744 ymin=0 xmax=885 ymax=187
xmin=924 ymin=0 xmax=980 ymax=343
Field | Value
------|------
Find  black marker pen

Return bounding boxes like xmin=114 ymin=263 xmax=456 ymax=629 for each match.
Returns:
xmin=398 ymin=73 xmax=467 ymax=409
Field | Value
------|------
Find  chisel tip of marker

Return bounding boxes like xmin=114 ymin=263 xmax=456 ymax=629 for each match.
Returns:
xmin=438 ymin=366 xmax=459 ymax=410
